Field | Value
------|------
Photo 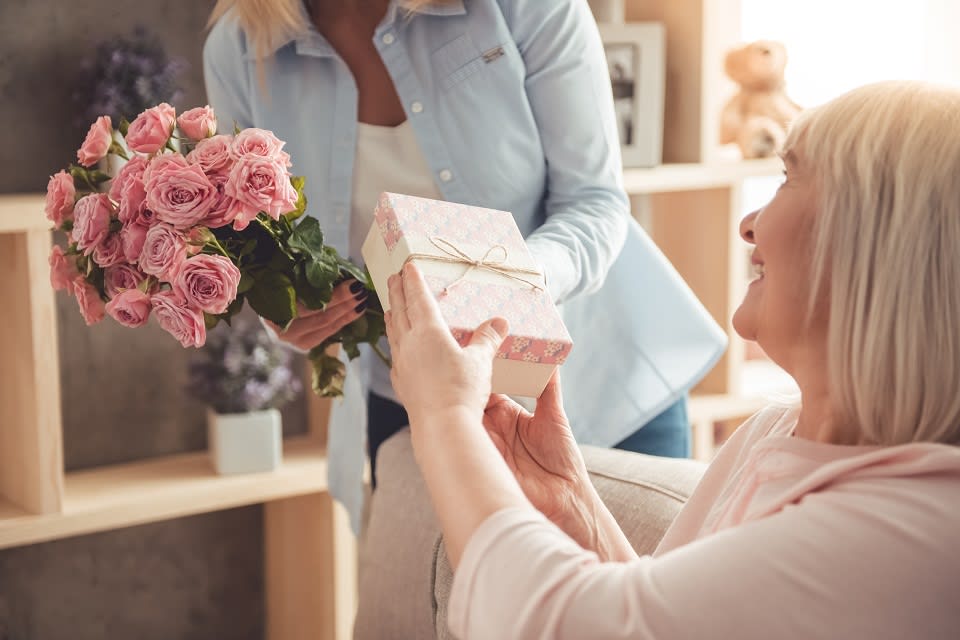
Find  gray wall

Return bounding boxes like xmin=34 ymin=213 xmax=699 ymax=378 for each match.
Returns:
xmin=0 ymin=2 xmax=309 ymax=638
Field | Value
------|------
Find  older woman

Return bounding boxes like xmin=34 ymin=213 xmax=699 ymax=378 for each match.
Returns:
xmin=385 ymin=81 xmax=960 ymax=639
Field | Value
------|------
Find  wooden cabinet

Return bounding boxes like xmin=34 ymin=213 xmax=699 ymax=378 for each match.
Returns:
xmin=0 ymin=194 xmax=355 ymax=639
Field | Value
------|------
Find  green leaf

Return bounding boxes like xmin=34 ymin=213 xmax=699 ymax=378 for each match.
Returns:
xmin=238 ymin=238 xmax=258 ymax=258
xmin=308 ymin=348 xmax=345 ymax=398
xmin=282 ymin=176 xmax=308 ymax=223
xmin=87 ymin=170 xmax=111 ymax=186
xmin=305 ymin=256 xmax=340 ymax=290
xmin=288 ymin=216 xmax=325 ymax=257
xmin=237 ymin=272 xmax=255 ymax=294
xmin=296 ymin=268 xmax=335 ymax=310
xmin=203 ymin=312 xmax=221 ymax=330
xmin=246 ymin=270 xmax=297 ymax=327
xmin=118 ymin=118 xmax=130 ymax=136
xmin=337 ymin=256 xmax=368 ymax=284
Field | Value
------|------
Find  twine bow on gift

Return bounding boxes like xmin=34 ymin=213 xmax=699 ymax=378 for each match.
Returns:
xmin=402 ymin=236 xmax=545 ymax=295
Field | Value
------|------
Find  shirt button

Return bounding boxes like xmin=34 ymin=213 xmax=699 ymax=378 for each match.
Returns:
xmin=382 ymin=33 xmax=395 ymax=45
xmin=411 ymin=101 xmax=424 ymax=114
xmin=439 ymin=169 xmax=453 ymax=182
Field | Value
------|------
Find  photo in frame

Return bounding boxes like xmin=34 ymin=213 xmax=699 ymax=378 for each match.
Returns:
xmin=598 ymin=22 xmax=666 ymax=168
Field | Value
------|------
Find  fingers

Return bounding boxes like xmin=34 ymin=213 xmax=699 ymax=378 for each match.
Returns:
xmin=387 ymin=273 xmax=410 ymax=333
xmin=467 ymin=317 xmax=509 ymax=359
xmin=399 ymin=263 xmax=445 ymax=328
xmin=276 ymin=294 xmax=365 ymax=349
xmin=535 ymin=371 xmax=569 ymax=423
xmin=295 ymin=280 xmax=366 ymax=318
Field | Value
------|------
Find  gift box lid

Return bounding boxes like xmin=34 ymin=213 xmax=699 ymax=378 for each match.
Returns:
xmin=373 ymin=192 xmax=573 ymax=366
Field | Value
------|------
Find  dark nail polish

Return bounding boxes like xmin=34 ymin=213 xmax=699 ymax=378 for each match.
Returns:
xmin=349 ymin=281 xmax=364 ymax=294
xmin=355 ymin=289 xmax=369 ymax=301
xmin=354 ymin=300 xmax=368 ymax=313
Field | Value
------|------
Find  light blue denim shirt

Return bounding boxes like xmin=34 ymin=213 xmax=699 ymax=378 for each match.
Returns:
xmin=205 ymin=0 xmax=726 ymax=530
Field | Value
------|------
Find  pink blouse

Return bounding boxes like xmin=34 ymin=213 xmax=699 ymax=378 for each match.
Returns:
xmin=449 ymin=406 xmax=960 ymax=639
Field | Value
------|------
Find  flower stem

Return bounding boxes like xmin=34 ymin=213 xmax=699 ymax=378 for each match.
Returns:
xmin=205 ymin=235 xmax=231 ymax=258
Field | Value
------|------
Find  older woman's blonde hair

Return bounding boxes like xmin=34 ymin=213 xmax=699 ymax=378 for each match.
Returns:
xmin=786 ymin=81 xmax=960 ymax=445
xmin=208 ymin=0 xmax=453 ymax=61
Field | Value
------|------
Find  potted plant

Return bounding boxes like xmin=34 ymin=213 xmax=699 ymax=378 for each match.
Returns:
xmin=188 ymin=320 xmax=302 ymax=474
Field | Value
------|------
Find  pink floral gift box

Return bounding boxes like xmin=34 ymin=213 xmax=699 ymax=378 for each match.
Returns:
xmin=362 ymin=192 xmax=573 ymax=398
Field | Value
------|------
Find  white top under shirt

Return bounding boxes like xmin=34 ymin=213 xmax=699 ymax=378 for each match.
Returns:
xmin=351 ymin=120 xmax=443 ymax=400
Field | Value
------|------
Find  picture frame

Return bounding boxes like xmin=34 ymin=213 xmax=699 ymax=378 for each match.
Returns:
xmin=598 ymin=22 xmax=666 ymax=168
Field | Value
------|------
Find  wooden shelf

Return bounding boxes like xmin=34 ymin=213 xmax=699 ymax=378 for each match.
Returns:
xmin=0 ymin=193 xmax=49 ymax=233
xmin=0 ymin=436 xmax=329 ymax=550
xmin=622 ymin=159 xmax=782 ymax=194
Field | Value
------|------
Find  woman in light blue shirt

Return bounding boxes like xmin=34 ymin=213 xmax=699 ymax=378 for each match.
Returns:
xmin=204 ymin=0 xmax=725 ymax=528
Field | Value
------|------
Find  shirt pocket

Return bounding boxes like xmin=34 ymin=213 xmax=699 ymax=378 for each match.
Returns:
xmin=433 ymin=34 xmax=506 ymax=91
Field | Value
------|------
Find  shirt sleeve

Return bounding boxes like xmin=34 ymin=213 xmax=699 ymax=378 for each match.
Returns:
xmin=448 ymin=491 xmax=954 ymax=640
xmin=500 ymin=0 xmax=630 ymax=303
xmin=203 ymin=14 xmax=256 ymax=132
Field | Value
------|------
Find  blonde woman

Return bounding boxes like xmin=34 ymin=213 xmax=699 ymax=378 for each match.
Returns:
xmin=385 ymin=81 xmax=960 ymax=639
xmin=204 ymin=0 xmax=726 ymax=527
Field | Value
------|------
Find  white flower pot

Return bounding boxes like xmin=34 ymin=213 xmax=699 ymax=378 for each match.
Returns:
xmin=207 ymin=408 xmax=282 ymax=475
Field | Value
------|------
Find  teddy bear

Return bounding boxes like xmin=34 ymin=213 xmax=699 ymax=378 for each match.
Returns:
xmin=720 ymin=40 xmax=802 ymax=159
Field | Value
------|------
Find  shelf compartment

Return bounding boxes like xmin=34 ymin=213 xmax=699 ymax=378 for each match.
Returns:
xmin=0 ymin=436 xmax=329 ymax=550
xmin=0 ymin=223 xmax=64 ymax=516
xmin=623 ymin=159 xmax=782 ymax=194
xmin=0 ymin=194 xmax=49 ymax=233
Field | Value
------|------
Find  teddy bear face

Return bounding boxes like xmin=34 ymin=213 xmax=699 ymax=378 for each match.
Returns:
xmin=724 ymin=40 xmax=789 ymax=91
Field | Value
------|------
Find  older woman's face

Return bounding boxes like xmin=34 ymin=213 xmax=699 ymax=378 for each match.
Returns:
xmin=733 ymin=149 xmax=824 ymax=373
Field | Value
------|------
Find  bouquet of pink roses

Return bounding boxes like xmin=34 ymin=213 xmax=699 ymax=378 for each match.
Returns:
xmin=45 ymin=103 xmax=385 ymax=396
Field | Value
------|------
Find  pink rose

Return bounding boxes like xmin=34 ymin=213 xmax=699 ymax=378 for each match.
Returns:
xmin=186 ymin=135 xmax=233 ymax=176
xmin=177 ymin=106 xmax=217 ymax=141
xmin=105 ymin=289 xmax=152 ymax=328
xmin=73 ymin=277 xmax=105 ymax=325
xmin=118 ymin=177 xmax=149 ymax=226
xmin=49 ymin=245 xmax=78 ymax=292
xmin=120 ymin=223 xmax=149 ymax=263
xmin=44 ymin=170 xmax=76 ymax=227
xmin=140 ymin=223 xmax=187 ymax=280
xmin=145 ymin=155 xmax=215 ymax=229
xmin=230 ymin=128 xmax=291 ymax=166
xmin=125 ymin=103 xmax=176 ymax=154
xmin=93 ymin=233 xmax=125 ymax=267
xmin=104 ymin=263 xmax=149 ymax=298
xmin=200 ymin=173 xmax=236 ymax=228
xmin=151 ymin=290 xmax=206 ymax=348
xmin=77 ymin=116 xmax=113 ymax=167
xmin=71 ymin=193 xmax=113 ymax=255
xmin=172 ymin=254 xmax=241 ymax=315
xmin=225 ymin=155 xmax=299 ymax=230
xmin=108 ymin=154 xmax=149 ymax=202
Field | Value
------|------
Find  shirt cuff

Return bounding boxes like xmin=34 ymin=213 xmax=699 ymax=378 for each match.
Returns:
xmin=525 ymin=238 xmax=576 ymax=303
xmin=258 ymin=315 xmax=309 ymax=355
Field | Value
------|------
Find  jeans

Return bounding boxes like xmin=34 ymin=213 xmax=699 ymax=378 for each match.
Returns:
xmin=613 ymin=396 xmax=690 ymax=458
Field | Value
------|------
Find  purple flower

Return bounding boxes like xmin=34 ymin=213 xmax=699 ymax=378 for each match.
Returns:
xmin=186 ymin=319 xmax=302 ymax=414
xmin=74 ymin=27 xmax=188 ymax=128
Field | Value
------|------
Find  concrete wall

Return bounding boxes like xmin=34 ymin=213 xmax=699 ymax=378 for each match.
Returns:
xmin=0 ymin=2 xmax=309 ymax=638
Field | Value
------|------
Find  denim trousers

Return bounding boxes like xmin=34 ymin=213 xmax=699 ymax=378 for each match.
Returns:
xmin=612 ymin=396 xmax=690 ymax=459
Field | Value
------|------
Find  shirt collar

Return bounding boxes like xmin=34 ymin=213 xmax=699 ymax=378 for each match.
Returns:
xmin=255 ymin=0 xmax=466 ymax=59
